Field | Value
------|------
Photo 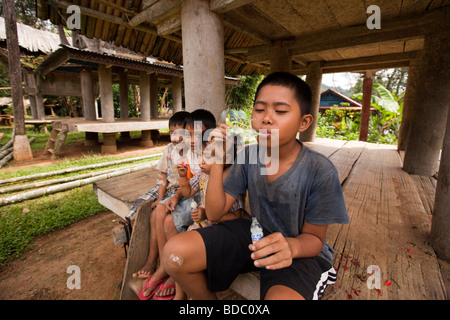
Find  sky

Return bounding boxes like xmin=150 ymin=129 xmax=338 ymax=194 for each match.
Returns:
xmin=321 ymin=72 xmax=359 ymax=90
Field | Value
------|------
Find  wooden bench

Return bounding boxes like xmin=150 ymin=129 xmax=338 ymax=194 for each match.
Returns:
xmin=94 ymin=166 xmax=260 ymax=300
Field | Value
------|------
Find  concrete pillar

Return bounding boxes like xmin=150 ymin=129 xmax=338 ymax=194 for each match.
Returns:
xmin=101 ymin=133 xmax=117 ymax=153
xmin=403 ymin=9 xmax=450 ymax=176
xmin=140 ymin=71 xmax=150 ymax=121
xmin=80 ymin=69 xmax=96 ymax=121
xmin=359 ymin=71 xmax=375 ymax=142
xmin=398 ymin=53 xmax=422 ymax=150
xmin=300 ymin=61 xmax=322 ymax=142
xmin=431 ymin=107 xmax=450 ymax=262
xmin=181 ymin=0 xmax=225 ymax=120
xmin=150 ymin=73 xmax=159 ymax=119
xmin=172 ymin=76 xmax=182 ymax=112
xmin=98 ymin=64 xmax=115 ymax=123
xmin=270 ymin=40 xmax=292 ymax=73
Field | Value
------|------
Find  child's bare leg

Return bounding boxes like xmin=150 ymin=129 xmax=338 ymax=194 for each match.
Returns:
xmin=163 ymin=231 xmax=217 ymax=300
xmin=132 ymin=206 xmax=158 ymax=278
xmin=153 ymin=214 xmax=180 ymax=299
xmin=141 ymin=204 xmax=171 ymax=296
xmin=264 ymin=285 xmax=305 ymax=300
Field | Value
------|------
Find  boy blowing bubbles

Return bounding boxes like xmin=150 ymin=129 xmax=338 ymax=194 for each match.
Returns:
xmin=163 ymin=72 xmax=349 ymax=300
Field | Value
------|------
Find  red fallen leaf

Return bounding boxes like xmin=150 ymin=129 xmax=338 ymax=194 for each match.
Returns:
xmin=408 ymin=249 xmax=413 ymax=254
xmin=385 ymin=280 xmax=392 ymax=286
xmin=346 ymin=290 xmax=352 ymax=300
xmin=344 ymin=265 xmax=349 ymax=270
xmin=354 ymin=289 xmax=361 ymax=296
xmin=375 ymin=288 xmax=383 ymax=296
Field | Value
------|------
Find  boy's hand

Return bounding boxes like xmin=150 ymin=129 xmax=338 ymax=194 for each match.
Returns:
xmin=249 ymin=232 xmax=293 ymax=270
xmin=191 ymin=207 xmax=206 ymax=222
xmin=164 ymin=196 xmax=179 ymax=211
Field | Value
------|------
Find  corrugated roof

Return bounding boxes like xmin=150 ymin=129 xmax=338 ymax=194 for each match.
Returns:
xmin=0 ymin=17 xmax=61 ymax=53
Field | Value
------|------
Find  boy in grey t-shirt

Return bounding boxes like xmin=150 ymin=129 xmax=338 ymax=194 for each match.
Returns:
xmin=162 ymin=72 xmax=349 ymax=300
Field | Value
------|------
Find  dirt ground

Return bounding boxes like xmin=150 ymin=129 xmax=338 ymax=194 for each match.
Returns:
xmin=0 ymin=138 xmax=169 ymax=300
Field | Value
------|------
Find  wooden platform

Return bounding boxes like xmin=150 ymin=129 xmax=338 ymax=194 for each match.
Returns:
xmin=93 ymin=138 xmax=448 ymax=300
xmin=53 ymin=118 xmax=169 ymax=133
xmin=305 ymin=139 xmax=447 ymax=300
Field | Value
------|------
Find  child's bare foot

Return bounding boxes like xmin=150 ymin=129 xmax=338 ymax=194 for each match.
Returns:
xmin=154 ymin=277 xmax=176 ymax=300
xmin=132 ymin=260 xmax=157 ymax=279
xmin=141 ymin=267 xmax=169 ymax=297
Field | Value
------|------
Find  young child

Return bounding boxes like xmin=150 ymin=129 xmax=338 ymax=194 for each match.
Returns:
xmin=137 ymin=109 xmax=216 ymax=300
xmin=127 ymin=111 xmax=190 ymax=222
xmin=130 ymin=110 xmax=189 ymax=280
xmin=162 ymin=72 xmax=349 ymax=300
xmin=178 ymin=135 xmax=246 ymax=231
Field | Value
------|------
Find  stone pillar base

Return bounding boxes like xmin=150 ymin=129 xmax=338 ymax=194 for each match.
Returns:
xmin=13 ymin=135 xmax=33 ymax=161
xmin=84 ymin=132 xmax=99 ymax=146
xmin=101 ymin=133 xmax=117 ymax=153
xmin=140 ymin=130 xmax=154 ymax=147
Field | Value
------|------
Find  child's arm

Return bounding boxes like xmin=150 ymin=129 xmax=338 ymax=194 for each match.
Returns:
xmin=152 ymin=172 xmax=168 ymax=208
xmin=205 ymin=163 xmax=239 ymax=221
xmin=249 ymin=222 xmax=328 ymax=270
xmin=177 ymin=164 xmax=197 ymax=199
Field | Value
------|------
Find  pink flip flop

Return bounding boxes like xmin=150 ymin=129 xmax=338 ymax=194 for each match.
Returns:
xmin=153 ymin=283 xmax=176 ymax=300
xmin=138 ymin=276 xmax=168 ymax=300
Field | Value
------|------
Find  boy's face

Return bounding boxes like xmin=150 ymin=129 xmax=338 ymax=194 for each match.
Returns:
xmin=169 ymin=124 xmax=185 ymax=147
xmin=185 ymin=122 xmax=206 ymax=154
xmin=251 ymin=84 xmax=312 ymax=148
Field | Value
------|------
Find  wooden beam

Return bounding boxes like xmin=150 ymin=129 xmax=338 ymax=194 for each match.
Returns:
xmin=52 ymin=0 xmax=182 ymax=43
xmin=246 ymin=10 xmax=438 ymax=63
xmin=128 ymin=0 xmax=180 ymax=27
xmin=210 ymin=0 xmax=255 ymax=13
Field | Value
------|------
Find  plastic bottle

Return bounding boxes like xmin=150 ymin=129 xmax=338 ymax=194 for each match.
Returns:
xmin=191 ymin=199 xmax=198 ymax=210
xmin=250 ymin=216 xmax=264 ymax=244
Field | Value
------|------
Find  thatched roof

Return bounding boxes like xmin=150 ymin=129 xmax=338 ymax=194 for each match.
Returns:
xmin=0 ymin=17 xmax=60 ymax=53
xmin=35 ymin=0 xmax=449 ymax=76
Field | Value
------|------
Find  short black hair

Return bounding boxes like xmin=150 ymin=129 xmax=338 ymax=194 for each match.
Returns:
xmin=254 ymin=72 xmax=312 ymax=116
xmin=169 ymin=111 xmax=190 ymax=128
xmin=184 ymin=109 xmax=217 ymax=131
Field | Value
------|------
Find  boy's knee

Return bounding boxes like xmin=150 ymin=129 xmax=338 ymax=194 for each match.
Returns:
xmin=162 ymin=235 xmax=186 ymax=274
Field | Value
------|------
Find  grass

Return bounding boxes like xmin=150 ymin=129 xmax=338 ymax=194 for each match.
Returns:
xmin=0 ymin=126 xmax=163 ymax=268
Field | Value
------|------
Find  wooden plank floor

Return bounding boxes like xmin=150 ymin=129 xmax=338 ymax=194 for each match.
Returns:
xmin=305 ymin=138 xmax=447 ymax=300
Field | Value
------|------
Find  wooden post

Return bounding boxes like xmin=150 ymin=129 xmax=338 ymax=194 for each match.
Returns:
xmin=81 ymin=69 xmax=99 ymax=146
xmin=3 ymin=0 xmax=32 ymax=160
xmin=270 ymin=40 xmax=292 ymax=73
xmin=98 ymin=64 xmax=115 ymax=123
xmin=431 ymin=107 xmax=450 ymax=262
xmin=398 ymin=53 xmax=422 ymax=150
xmin=150 ymin=73 xmax=159 ymax=119
xmin=301 ymin=61 xmax=322 ymax=142
xmin=118 ymin=69 xmax=131 ymax=141
xmin=139 ymin=71 xmax=150 ymax=121
xmin=181 ymin=0 xmax=225 ymax=120
xmin=403 ymin=8 xmax=450 ymax=176
xmin=118 ymin=69 xmax=129 ymax=120
xmin=359 ymin=71 xmax=375 ymax=142
xmin=172 ymin=76 xmax=183 ymax=112
xmin=80 ymin=69 xmax=96 ymax=121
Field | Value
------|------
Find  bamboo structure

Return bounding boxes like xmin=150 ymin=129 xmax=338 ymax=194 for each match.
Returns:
xmin=0 ymin=160 xmax=159 ymax=206
xmin=0 ymin=153 xmax=162 ymax=185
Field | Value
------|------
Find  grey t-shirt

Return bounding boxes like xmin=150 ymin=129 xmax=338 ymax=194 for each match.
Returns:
xmin=223 ymin=140 xmax=349 ymax=263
